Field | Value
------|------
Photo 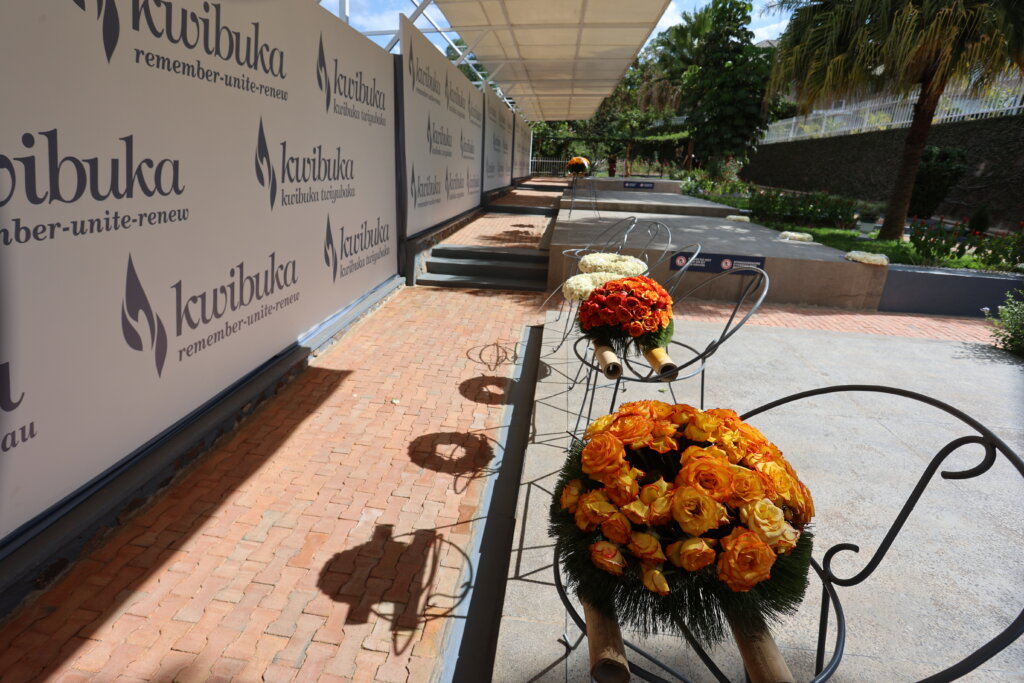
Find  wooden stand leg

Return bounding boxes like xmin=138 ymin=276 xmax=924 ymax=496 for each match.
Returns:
xmin=642 ymin=347 xmax=678 ymax=382
xmin=593 ymin=343 xmax=623 ymax=380
xmin=726 ymin=613 xmax=795 ymax=683
xmin=582 ymin=601 xmax=630 ymax=683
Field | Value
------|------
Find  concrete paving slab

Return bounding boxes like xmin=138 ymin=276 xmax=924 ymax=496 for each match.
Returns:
xmin=494 ymin=311 xmax=1024 ymax=681
xmin=560 ymin=190 xmax=735 ymax=218
xmin=550 ymin=211 xmax=847 ymax=262
xmin=546 ymin=210 xmax=888 ymax=309
xmin=584 ymin=177 xmax=683 ymax=194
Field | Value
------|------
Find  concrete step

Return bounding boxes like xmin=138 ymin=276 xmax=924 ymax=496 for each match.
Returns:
xmin=516 ymin=183 xmax=566 ymax=193
xmin=432 ymin=245 xmax=548 ymax=264
xmin=484 ymin=204 xmax=557 ymax=217
xmin=426 ymin=257 xmax=547 ymax=279
xmin=416 ymin=273 xmax=547 ymax=292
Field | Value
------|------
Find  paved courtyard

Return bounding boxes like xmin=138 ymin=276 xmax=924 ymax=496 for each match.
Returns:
xmin=0 ymin=189 xmax=1016 ymax=682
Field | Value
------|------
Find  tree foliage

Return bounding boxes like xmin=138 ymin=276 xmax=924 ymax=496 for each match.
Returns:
xmin=768 ymin=0 xmax=1024 ymax=239
xmin=444 ymin=38 xmax=487 ymax=83
xmin=674 ymin=0 xmax=774 ymax=172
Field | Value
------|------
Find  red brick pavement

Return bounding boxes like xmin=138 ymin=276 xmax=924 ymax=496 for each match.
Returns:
xmin=679 ymin=301 xmax=992 ymax=343
xmin=0 ymin=199 xmax=997 ymax=683
xmin=486 ymin=188 xmax=560 ymax=208
xmin=0 ymin=286 xmax=544 ymax=683
xmin=439 ymin=212 xmax=549 ymax=249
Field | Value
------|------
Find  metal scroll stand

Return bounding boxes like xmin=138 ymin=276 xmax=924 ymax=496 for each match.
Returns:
xmin=567 ymin=173 xmax=601 ymax=222
xmin=552 ymin=385 xmax=1024 ymax=682
xmin=569 ymin=266 xmax=770 ymax=437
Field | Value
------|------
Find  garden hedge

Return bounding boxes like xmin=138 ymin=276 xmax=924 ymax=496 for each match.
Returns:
xmin=742 ymin=114 xmax=1024 ymax=229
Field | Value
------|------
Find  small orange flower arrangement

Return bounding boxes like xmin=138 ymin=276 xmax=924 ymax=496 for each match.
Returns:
xmin=550 ymin=400 xmax=815 ymax=644
xmin=578 ymin=276 xmax=673 ymax=340
xmin=578 ymin=276 xmax=677 ymax=379
xmin=566 ymin=156 xmax=590 ymax=176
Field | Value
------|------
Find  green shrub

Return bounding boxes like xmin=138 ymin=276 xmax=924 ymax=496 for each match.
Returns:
xmin=908 ymin=219 xmax=969 ymax=265
xmin=750 ymin=189 xmax=857 ymax=229
xmin=984 ymin=289 xmax=1024 ymax=357
xmin=679 ymin=164 xmax=750 ymax=197
xmin=855 ymin=201 xmax=885 ymax=223
xmin=908 ymin=146 xmax=967 ymax=219
xmin=969 ymin=230 xmax=1024 ymax=270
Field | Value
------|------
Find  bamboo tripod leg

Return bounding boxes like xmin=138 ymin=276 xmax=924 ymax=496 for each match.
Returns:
xmin=726 ymin=614 xmax=795 ymax=683
xmin=582 ymin=601 xmax=630 ymax=683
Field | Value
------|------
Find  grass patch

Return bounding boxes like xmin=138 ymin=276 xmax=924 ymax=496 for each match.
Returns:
xmin=760 ymin=221 xmax=1022 ymax=272
xmin=706 ymin=194 xmax=750 ymax=210
xmin=762 ymin=221 xmax=918 ymax=263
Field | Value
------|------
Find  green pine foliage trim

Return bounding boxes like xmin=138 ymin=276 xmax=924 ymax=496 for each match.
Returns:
xmin=580 ymin=319 xmax=675 ymax=359
xmin=548 ymin=437 xmax=813 ymax=646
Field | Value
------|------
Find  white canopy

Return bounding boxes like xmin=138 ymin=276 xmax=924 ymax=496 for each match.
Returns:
xmin=433 ymin=0 xmax=672 ymax=120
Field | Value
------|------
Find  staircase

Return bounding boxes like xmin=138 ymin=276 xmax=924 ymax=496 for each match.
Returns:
xmin=417 ymin=245 xmax=548 ymax=292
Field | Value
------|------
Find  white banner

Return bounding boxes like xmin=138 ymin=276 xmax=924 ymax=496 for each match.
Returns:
xmin=400 ymin=16 xmax=483 ymax=235
xmin=482 ymin=87 xmax=514 ymax=192
xmin=0 ymin=0 xmax=397 ymax=542
xmin=512 ymin=116 xmax=533 ymax=180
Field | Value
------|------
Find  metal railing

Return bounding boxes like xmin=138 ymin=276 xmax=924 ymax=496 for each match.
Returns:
xmin=763 ymin=76 xmax=1024 ymax=144
xmin=530 ymin=157 xmax=606 ymax=176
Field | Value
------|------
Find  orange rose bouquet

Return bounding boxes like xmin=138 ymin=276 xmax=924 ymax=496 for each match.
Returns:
xmin=578 ymin=276 xmax=677 ymax=379
xmin=549 ymin=400 xmax=814 ymax=644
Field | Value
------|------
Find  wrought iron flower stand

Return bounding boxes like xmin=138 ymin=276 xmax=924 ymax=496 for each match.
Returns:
xmin=552 ymin=385 xmax=1024 ymax=682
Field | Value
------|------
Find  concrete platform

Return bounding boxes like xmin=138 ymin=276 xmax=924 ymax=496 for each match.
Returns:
xmin=547 ymin=210 xmax=888 ymax=309
xmin=559 ymin=188 xmax=735 ymax=218
xmin=492 ymin=312 xmax=1024 ymax=682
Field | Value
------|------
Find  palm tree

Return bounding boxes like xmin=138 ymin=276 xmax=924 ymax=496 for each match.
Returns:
xmin=641 ymin=5 xmax=716 ymax=113
xmin=768 ymin=0 xmax=1024 ymax=240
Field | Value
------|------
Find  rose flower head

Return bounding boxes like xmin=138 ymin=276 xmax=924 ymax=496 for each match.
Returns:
xmin=671 ymin=486 xmax=729 ymax=537
xmin=605 ymin=467 xmax=641 ymax=507
xmin=717 ymin=527 xmax=776 ymax=592
xmin=559 ymin=479 xmax=584 ymax=513
xmin=739 ymin=498 xmax=790 ymax=547
xmin=641 ymin=563 xmax=671 ymax=596
xmin=590 ymin=541 xmax=627 ymax=576
xmin=666 ymin=537 xmax=717 ymax=572
xmin=574 ymin=489 xmax=616 ymax=532
xmin=677 ymin=452 xmax=734 ymax=503
xmin=628 ymin=531 xmax=667 ymax=564
xmin=601 ymin=512 xmax=632 ymax=545
xmin=581 ymin=432 xmax=626 ymax=482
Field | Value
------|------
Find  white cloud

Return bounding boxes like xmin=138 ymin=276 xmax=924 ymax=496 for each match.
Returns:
xmin=653 ymin=1 xmax=686 ymax=35
xmin=752 ymin=18 xmax=789 ymax=43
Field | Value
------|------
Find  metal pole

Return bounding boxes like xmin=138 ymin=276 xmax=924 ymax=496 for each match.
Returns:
xmin=384 ymin=0 xmax=434 ymax=52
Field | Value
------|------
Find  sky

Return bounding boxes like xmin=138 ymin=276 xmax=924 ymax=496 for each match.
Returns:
xmin=321 ymin=0 xmax=791 ymax=52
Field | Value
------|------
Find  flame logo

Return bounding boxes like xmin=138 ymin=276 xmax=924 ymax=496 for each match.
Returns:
xmin=254 ymin=118 xmax=278 ymax=209
xmin=323 ymin=216 xmax=338 ymax=282
xmin=407 ymin=46 xmax=414 ymax=79
xmin=73 ymin=0 xmax=120 ymax=62
xmin=316 ymin=35 xmax=331 ymax=112
xmin=121 ymin=254 xmax=168 ymax=377
xmin=410 ymin=164 xmax=417 ymax=204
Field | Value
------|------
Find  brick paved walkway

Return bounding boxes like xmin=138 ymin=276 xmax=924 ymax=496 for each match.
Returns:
xmin=439 ymin=212 xmax=549 ymax=249
xmin=0 ymin=287 xmax=543 ymax=683
xmin=681 ymin=301 xmax=992 ymax=343
xmin=486 ymin=188 xmax=561 ymax=208
xmin=0 ymin=192 xmax=999 ymax=683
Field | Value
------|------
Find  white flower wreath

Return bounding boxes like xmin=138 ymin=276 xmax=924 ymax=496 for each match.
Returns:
xmin=845 ymin=251 xmax=890 ymax=266
xmin=579 ymin=252 xmax=648 ymax=276
xmin=562 ymin=272 xmax=621 ymax=301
